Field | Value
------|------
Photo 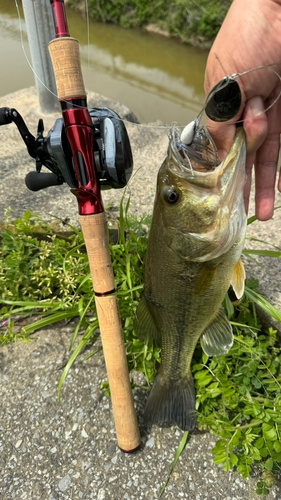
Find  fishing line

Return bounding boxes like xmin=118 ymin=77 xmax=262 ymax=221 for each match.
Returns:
xmin=13 ymin=0 xmax=171 ymax=130
xmin=85 ymin=0 xmax=90 ymax=72
xmin=204 ymin=54 xmax=281 ymax=123
xmin=12 ymin=0 xmax=186 ymax=133
xmin=237 ymin=69 xmax=281 ymax=121
xmin=14 ymin=0 xmax=59 ymax=101
xmin=13 ymin=0 xmax=281 ymax=135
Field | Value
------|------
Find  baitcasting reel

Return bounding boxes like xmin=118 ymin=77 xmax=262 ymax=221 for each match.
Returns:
xmin=0 ymin=106 xmax=133 ymax=192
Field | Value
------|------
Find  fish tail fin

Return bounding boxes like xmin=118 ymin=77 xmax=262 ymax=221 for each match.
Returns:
xmin=144 ymin=372 xmax=197 ymax=431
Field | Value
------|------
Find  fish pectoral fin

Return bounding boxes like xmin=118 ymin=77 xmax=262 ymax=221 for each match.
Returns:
xmin=200 ymin=308 xmax=233 ymax=356
xmin=134 ymin=295 xmax=160 ymax=343
xmin=230 ymin=258 xmax=246 ymax=299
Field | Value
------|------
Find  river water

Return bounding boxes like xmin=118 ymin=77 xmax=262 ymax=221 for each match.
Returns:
xmin=0 ymin=0 xmax=209 ymax=125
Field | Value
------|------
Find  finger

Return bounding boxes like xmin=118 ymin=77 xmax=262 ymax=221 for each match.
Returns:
xmin=254 ymin=133 xmax=280 ymax=220
xmin=253 ymin=91 xmax=281 ymax=221
xmin=242 ymin=96 xmax=268 ymax=156
xmin=243 ymin=154 xmax=255 ymax=215
xmin=206 ymin=120 xmax=236 ymax=160
xmin=242 ymin=96 xmax=270 ymax=219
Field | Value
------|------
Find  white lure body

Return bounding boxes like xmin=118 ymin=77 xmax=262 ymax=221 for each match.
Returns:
xmin=180 ymin=120 xmax=196 ymax=145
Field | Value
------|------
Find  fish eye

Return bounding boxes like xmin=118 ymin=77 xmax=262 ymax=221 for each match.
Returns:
xmin=164 ymin=188 xmax=180 ymax=204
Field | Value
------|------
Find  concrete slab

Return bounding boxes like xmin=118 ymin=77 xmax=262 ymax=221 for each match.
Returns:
xmin=0 ymin=88 xmax=281 ymax=499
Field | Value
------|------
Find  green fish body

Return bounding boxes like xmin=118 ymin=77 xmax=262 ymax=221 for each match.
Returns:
xmin=134 ymin=126 xmax=247 ymax=431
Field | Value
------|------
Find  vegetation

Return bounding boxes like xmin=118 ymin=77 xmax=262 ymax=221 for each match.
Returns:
xmin=1 ymin=203 xmax=281 ymax=496
xmin=67 ymin=0 xmax=233 ymax=46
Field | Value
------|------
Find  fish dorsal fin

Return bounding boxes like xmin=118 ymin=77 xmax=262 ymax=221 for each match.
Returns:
xmin=134 ymin=295 xmax=160 ymax=344
xmin=231 ymin=258 xmax=246 ymax=299
xmin=200 ymin=308 xmax=233 ymax=356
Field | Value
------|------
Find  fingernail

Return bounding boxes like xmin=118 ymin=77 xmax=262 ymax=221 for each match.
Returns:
xmin=247 ymin=96 xmax=265 ymax=117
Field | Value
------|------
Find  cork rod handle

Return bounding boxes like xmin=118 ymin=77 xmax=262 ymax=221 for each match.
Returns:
xmin=80 ymin=213 xmax=140 ymax=451
xmin=48 ymin=37 xmax=86 ymax=100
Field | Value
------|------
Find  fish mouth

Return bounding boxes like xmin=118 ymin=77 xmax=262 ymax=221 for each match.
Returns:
xmin=170 ymin=123 xmax=220 ymax=174
xmin=168 ymin=124 xmax=245 ymax=190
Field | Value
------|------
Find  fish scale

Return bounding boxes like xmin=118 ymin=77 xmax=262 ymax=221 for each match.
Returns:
xmin=134 ymin=126 xmax=247 ymax=431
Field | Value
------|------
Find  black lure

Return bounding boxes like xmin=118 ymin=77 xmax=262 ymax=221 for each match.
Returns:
xmin=205 ymin=77 xmax=242 ymax=122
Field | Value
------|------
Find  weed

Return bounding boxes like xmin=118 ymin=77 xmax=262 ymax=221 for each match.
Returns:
xmin=0 ymin=204 xmax=280 ymax=495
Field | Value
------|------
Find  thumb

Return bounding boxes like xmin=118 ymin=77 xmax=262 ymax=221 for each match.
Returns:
xmin=243 ymin=96 xmax=268 ymax=155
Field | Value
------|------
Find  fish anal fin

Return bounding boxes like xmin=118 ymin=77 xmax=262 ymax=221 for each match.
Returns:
xmin=145 ymin=372 xmax=197 ymax=431
xmin=134 ymin=295 xmax=160 ymax=343
xmin=200 ymin=308 xmax=233 ymax=356
xmin=231 ymin=258 xmax=245 ymax=299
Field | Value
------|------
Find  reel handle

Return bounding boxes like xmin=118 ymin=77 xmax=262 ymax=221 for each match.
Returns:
xmin=25 ymin=171 xmax=63 ymax=191
xmin=0 ymin=107 xmax=12 ymax=126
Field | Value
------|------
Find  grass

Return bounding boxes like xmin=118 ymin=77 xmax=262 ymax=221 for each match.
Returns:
xmin=68 ymin=0 xmax=232 ymax=46
xmin=0 ymin=202 xmax=281 ymax=496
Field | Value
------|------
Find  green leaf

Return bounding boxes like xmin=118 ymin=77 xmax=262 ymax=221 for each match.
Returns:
xmin=194 ymin=369 xmax=210 ymax=379
xmin=22 ymin=310 xmax=79 ymax=334
xmin=212 ymin=440 xmax=228 ymax=455
xmin=263 ymin=424 xmax=277 ymax=441
xmin=251 ymin=448 xmax=262 ymax=461
xmin=273 ymin=441 xmax=281 ymax=453
xmin=237 ymin=463 xmax=251 ymax=478
xmin=192 ymin=364 xmax=204 ymax=372
xmin=213 ymin=454 xmax=228 ymax=465
xmin=83 ymin=346 xmax=102 ymax=361
xmin=220 ymin=430 xmax=233 ymax=439
xmin=247 ymin=215 xmax=257 ymax=225
xmin=69 ymin=294 xmax=95 ymax=350
xmin=232 ymin=430 xmax=241 ymax=446
xmin=160 ymin=431 xmax=189 ymax=497
xmin=264 ymin=458 xmax=273 ymax=471
xmin=255 ymin=437 xmax=264 ymax=449
xmin=249 ymin=419 xmax=263 ymax=426
xmin=197 ymin=375 xmax=213 ymax=386
xmin=202 ymin=353 xmax=209 ymax=365
xmin=224 ymin=292 xmax=234 ymax=319
xmin=229 ymin=453 xmax=238 ymax=466
xmin=58 ymin=338 xmax=88 ymax=401
xmin=222 ymin=459 xmax=232 ymax=471
xmin=245 ymin=287 xmax=281 ymax=322
xmin=243 ymin=249 xmax=281 ymax=258
xmin=223 ymin=388 xmax=236 ymax=398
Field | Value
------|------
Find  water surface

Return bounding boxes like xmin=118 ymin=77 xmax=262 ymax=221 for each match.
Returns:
xmin=0 ymin=1 xmax=208 ymax=125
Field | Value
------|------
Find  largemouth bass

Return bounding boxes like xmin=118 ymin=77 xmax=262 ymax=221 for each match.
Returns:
xmin=134 ymin=125 xmax=247 ymax=431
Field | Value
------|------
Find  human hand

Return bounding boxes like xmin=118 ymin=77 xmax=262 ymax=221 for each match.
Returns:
xmin=204 ymin=0 xmax=281 ymax=220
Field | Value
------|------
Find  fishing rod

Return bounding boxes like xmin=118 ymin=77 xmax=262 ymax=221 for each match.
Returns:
xmin=48 ymin=0 xmax=140 ymax=453
xmin=0 ymin=0 xmax=140 ymax=452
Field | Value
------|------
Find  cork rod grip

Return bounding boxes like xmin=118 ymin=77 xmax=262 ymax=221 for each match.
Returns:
xmin=80 ymin=213 xmax=140 ymax=451
xmin=48 ymin=37 xmax=86 ymax=100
